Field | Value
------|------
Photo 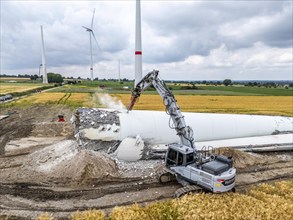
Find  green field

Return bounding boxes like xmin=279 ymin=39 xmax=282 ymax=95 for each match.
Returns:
xmin=47 ymin=81 xmax=293 ymax=96
xmin=1 ymin=80 xmax=292 ymax=96
xmin=196 ymin=85 xmax=293 ymax=96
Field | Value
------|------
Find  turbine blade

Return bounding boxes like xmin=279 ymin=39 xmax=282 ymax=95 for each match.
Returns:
xmin=91 ymin=9 xmax=95 ymax=29
xmin=91 ymin=31 xmax=102 ymax=52
xmin=82 ymin=26 xmax=92 ymax=31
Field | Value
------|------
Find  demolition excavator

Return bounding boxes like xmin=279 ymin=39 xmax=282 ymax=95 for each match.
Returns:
xmin=127 ymin=70 xmax=236 ymax=197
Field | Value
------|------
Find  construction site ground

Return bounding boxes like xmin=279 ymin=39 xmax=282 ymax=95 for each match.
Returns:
xmin=0 ymin=105 xmax=292 ymax=219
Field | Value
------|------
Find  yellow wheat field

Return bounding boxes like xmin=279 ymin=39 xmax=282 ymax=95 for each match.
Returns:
xmin=115 ymin=94 xmax=293 ymax=116
xmin=0 ymin=83 xmax=44 ymax=95
xmin=88 ymin=181 xmax=293 ymax=220
xmin=13 ymin=92 xmax=92 ymax=108
xmin=37 ymin=180 xmax=293 ymax=220
xmin=8 ymin=92 xmax=292 ymax=116
xmin=0 ymin=77 xmax=31 ymax=82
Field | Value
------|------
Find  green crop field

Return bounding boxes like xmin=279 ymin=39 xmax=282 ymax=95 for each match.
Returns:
xmin=197 ymin=85 xmax=293 ymax=96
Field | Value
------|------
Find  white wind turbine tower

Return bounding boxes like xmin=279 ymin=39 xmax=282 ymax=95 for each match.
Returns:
xmin=135 ymin=0 xmax=142 ymax=86
xmin=82 ymin=9 xmax=100 ymax=81
xmin=40 ymin=25 xmax=48 ymax=84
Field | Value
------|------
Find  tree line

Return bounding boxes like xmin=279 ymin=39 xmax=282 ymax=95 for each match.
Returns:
xmin=0 ymin=73 xmax=63 ymax=83
xmin=1 ymin=74 xmax=292 ymax=88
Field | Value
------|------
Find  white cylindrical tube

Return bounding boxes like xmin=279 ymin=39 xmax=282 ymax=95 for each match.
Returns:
xmin=119 ymin=110 xmax=293 ymax=144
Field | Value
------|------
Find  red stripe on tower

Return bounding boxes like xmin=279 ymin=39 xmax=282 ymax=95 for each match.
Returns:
xmin=135 ymin=51 xmax=142 ymax=55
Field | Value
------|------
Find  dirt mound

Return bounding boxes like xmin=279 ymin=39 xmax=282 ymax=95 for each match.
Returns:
xmin=216 ymin=148 xmax=264 ymax=168
xmin=2 ymin=140 xmax=119 ymax=187
xmin=58 ymin=150 xmax=119 ymax=186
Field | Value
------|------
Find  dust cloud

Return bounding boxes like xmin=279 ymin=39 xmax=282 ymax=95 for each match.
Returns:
xmin=97 ymin=94 xmax=126 ymax=110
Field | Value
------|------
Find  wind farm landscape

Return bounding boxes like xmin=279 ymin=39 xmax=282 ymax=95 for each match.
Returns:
xmin=1 ymin=0 xmax=293 ymax=219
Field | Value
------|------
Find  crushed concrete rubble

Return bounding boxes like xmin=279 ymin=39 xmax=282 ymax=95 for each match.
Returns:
xmin=72 ymin=108 xmax=168 ymax=161
xmin=72 ymin=108 xmax=121 ymax=152
xmin=76 ymin=107 xmax=120 ymax=129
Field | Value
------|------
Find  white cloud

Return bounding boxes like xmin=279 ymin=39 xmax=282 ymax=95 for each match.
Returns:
xmin=1 ymin=0 xmax=292 ymax=80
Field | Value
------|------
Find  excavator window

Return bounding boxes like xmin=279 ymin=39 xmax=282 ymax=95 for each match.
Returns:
xmin=166 ymin=149 xmax=178 ymax=166
xmin=178 ymin=153 xmax=183 ymax=165
xmin=186 ymin=153 xmax=194 ymax=164
xmin=168 ymin=149 xmax=177 ymax=160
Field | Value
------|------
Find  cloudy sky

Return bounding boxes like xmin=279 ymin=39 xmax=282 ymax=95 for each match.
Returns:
xmin=1 ymin=0 xmax=292 ymax=80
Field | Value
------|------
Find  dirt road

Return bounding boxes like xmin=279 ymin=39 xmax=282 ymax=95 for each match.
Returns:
xmin=0 ymin=105 xmax=292 ymax=219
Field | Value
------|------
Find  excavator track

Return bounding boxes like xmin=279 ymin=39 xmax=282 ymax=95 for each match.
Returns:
xmin=158 ymin=168 xmax=176 ymax=184
xmin=174 ymin=185 xmax=203 ymax=198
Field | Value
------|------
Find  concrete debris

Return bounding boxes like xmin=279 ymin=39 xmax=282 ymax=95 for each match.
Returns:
xmin=72 ymin=108 xmax=165 ymax=160
xmin=112 ymin=154 xmax=163 ymax=178
xmin=114 ymin=136 xmax=144 ymax=162
xmin=71 ymin=108 xmax=121 ymax=152
xmin=76 ymin=107 xmax=120 ymax=129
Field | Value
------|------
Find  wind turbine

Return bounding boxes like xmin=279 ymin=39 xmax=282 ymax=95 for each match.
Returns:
xmin=135 ymin=0 xmax=142 ymax=86
xmin=82 ymin=9 xmax=100 ymax=81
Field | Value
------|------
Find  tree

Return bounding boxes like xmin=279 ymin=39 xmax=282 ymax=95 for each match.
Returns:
xmin=223 ymin=79 xmax=232 ymax=86
xmin=30 ymin=74 xmax=39 ymax=80
xmin=47 ymin=72 xmax=63 ymax=83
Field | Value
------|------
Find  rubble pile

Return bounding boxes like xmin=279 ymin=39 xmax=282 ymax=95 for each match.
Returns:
xmin=76 ymin=108 xmax=120 ymax=129
xmin=73 ymin=108 xmax=122 ymax=152
xmin=72 ymin=108 xmax=171 ymax=161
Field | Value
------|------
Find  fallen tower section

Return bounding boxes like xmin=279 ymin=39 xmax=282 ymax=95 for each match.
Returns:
xmin=74 ymin=108 xmax=293 ymax=161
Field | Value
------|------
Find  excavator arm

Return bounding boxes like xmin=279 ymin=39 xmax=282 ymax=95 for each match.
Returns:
xmin=127 ymin=70 xmax=194 ymax=149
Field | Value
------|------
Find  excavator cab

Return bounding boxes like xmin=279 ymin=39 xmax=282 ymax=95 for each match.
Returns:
xmin=165 ymin=143 xmax=195 ymax=167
